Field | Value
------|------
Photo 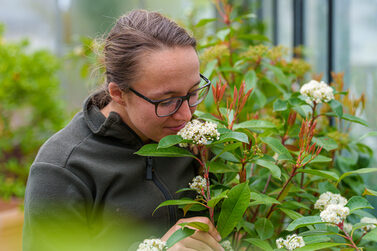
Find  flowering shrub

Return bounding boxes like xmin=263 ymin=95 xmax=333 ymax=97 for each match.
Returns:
xmin=135 ymin=1 xmax=377 ymax=250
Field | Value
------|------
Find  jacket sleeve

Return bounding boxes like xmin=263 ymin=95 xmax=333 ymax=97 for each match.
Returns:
xmin=23 ymin=162 xmax=95 ymax=251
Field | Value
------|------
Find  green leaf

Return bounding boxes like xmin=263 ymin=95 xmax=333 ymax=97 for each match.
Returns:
xmin=195 ymin=18 xmax=217 ymax=27
xmin=166 ymin=227 xmax=195 ymax=248
xmin=255 ymin=218 xmax=274 ymax=240
xmin=217 ymin=183 xmax=251 ymax=238
xmin=215 ymin=129 xmax=249 ymax=144
xmin=297 ymin=169 xmax=339 ymax=181
xmin=286 ymin=216 xmax=324 ymax=231
xmin=244 ymin=70 xmax=257 ymax=91
xmin=216 ymin=28 xmax=231 ymax=41
xmin=207 ymin=190 xmax=228 ymax=208
xmin=249 ymin=192 xmax=280 ymax=206
xmin=203 ymin=59 xmax=217 ymax=79
xmin=153 ymin=200 xmax=203 ymax=214
xmin=178 ymin=222 xmax=209 ymax=232
xmin=208 ymin=161 xmax=238 ymax=173
xmin=244 ymin=238 xmax=273 ymax=251
xmin=158 ymin=135 xmax=184 ymax=148
xmin=237 ymin=33 xmax=270 ymax=42
xmin=312 ymin=137 xmax=338 ymax=151
xmin=363 ymin=228 xmax=377 ymax=242
xmin=233 ymin=120 xmax=276 ymax=130
xmin=326 ymin=113 xmax=369 ymax=127
xmin=299 ymin=230 xmax=337 ymax=237
xmin=336 ymin=167 xmax=377 ymax=186
xmin=135 ymin=144 xmax=196 ymax=159
xmin=255 ymin=159 xmax=281 ymax=180
xmin=261 ymin=137 xmax=293 ymax=160
xmin=363 ymin=188 xmax=377 ymax=196
xmin=279 ymin=208 xmax=303 ymax=220
xmin=273 ymin=99 xmax=288 ymax=112
xmin=295 ymin=242 xmax=346 ymax=251
xmin=346 ymin=196 xmax=374 ymax=213
xmin=329 ymin=99 xmax=343 ymax=118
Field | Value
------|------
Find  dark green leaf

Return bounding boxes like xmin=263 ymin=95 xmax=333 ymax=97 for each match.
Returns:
xmin=208 ymin=161 xmax=238 ymax=173
xmin=295 ymin=242 xmax=346 ymax=251
xmin=329 ymin=99 xmax=343 ymax=118
xmin=215 ymin=129 xmax=249 ymax=144
xmin=217 ymin=183 xmax=251 ymax=238
xmin=279 ymin=208 xmax=303 ymax=220
xmin=233 ymin=120 xmax=276 ymax=130
xmin=153 ymin=200 xmax=203 ymax=214
xmin=135 ymin=144 xmax=196 ymax=158
xmin=346 ymin=196 xmax=374 ymax=213
xmin=255 ymin=218 xmax=274 ymax=240
xmin=286 ymin=216 xmax=324 ymax=231
xmin=244 ymin=238 xmax=273 ymax=251
xmin=312 ymin=137 xmax=338 ymax=151
xmin=255 ymin=159 xmax=281 ymax=179
xmin=337 ymin=168 xmax=377 ymax=185
xmin=273 ymin=99 xmax=288 ymax=112
xmin=297 ymin=169 xmax=339 ymax=181
xmin=178 ymin=222 xmax=209 ymax=232
xmin=363 ymin=228 xmax=377 ymax=242
xmin=207 ymin=190 xmax=228 ymax=208
xmin=249 ymin=192 xmax=280 ymax=206
xmin=166 ymin=227 xmax=195 ymax=248
xmin=326 ymin=113 xmax=369 ymax=127
xmin=158 ymin=135 xmax=184 ymax=148
xmin=261 ymin=137 xmax=293 ymax=160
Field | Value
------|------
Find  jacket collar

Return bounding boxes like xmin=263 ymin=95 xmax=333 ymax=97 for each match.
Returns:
xmin=83 ymin=94 xmax=144 ymax=147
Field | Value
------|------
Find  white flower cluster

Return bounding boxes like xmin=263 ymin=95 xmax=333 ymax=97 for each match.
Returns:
xmin=360 ymin=217 xmax=377 ymax=232
xmin=276 ymin=234 xmax=305 ymax=250
xmin=315 ymin=192 xmax=350 ymax=225
xmin=137 ymin=239 xmax=166 ymax=251
xmin=300 ymin=80 xmax=334 ymax=104
xmin=177 ymin=119 xmax=220 ymax=146
xmin=320 ymin=204 xmax=350 ymax=224
xmin=314 ymin=192 xmax=348 ymax=210
xmin=189 ymin=175 xmax=206 ymax=194
xmin=220 ymin=240 xmax=234 ymax=251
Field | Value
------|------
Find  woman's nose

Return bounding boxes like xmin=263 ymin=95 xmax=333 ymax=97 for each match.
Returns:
xmin=172 ymin=100 xmax=193 ymax=121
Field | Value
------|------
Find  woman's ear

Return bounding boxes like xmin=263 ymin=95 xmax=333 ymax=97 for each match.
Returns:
xmin=108 ymin=82 xmax=126 ymax=105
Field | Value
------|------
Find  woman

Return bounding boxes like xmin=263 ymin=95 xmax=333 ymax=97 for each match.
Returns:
xmin=23 ymin=9 xmax=223 ymax=251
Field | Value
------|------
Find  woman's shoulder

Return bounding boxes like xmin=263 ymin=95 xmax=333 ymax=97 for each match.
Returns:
xmin=33 ymin=111 xmax=92 ymax=169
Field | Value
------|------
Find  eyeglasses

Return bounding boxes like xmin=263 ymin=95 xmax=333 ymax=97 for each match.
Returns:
xmin=128 ymin=74 xmax=211 ymax=117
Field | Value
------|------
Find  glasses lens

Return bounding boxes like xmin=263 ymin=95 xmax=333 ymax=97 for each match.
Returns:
xmin=188 ymin=84 xmax=210 ymax=107
xmin=156 ymin=98 xmax=182 ymax=116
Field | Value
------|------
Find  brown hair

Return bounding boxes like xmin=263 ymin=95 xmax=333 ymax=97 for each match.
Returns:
xmin=93 ymin=9 xmax=197 ymax=107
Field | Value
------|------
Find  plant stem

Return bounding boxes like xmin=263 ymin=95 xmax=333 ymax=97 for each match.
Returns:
xmin=266 ymin=167 xmax=297 ymax=219
xmin=338 ymin=223 xmax=361 ymax=251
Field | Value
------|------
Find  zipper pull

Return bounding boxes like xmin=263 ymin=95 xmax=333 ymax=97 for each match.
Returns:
xmin=146 ymin=156 xmax=153 ymax=180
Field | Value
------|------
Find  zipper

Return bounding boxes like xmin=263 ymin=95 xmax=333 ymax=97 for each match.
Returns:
xmin=146 ymin=156 xmax=177 ymax=226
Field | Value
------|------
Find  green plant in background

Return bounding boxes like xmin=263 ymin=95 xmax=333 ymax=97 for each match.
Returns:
xmin=134 ymin=0 xmax=377 ymax=250
xmin=0 ymin=24 xmax=67 ymax=199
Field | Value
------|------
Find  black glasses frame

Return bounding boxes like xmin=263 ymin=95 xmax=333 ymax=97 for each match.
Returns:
xmin=128 ymin=74 xmax=211 ymax=117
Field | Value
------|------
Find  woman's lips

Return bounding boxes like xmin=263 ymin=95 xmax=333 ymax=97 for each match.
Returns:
xmin=166 ymin=122 xmax=186 ymax=132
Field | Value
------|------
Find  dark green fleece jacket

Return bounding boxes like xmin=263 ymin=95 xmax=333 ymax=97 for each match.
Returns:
xmin=23 ymin=95 xmax=196 ymax=251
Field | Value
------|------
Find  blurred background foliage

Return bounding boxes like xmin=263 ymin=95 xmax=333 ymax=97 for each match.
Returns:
xmin=0 ymin=0 xmax=376 ymax=214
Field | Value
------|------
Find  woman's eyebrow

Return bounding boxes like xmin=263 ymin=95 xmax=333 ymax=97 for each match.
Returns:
xmin=155 ymin=80 xmax=201 ymax=96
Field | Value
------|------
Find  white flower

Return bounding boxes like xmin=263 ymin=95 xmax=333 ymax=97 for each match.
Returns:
xmin=189 ymin=175 xmax=206 ymax=194
xmin=276 ymin=234 xmax=305 ymax=250
xmin=314 ymin=192 xmax=348 ymax=211
xmin=220 ymin=240 xmax=234 ymax=251
xmin=360 ymin=217 xmax=377 ymax=232
xmin=137 ymin=239 xmax=166 ymax=251
xmin=177 ymin=119 xmax=220 ymax=146
xmin=343 ymin=222 xmax=353 ymax=233
xmin=320 ymin=204 xmax=350 ymax=224
xmin=300 ymin=80 xmax=334 ymax=104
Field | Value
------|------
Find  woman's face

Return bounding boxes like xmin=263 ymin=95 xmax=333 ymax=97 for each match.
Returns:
xmin=121 ymin=46 xmax=200 ymax=142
